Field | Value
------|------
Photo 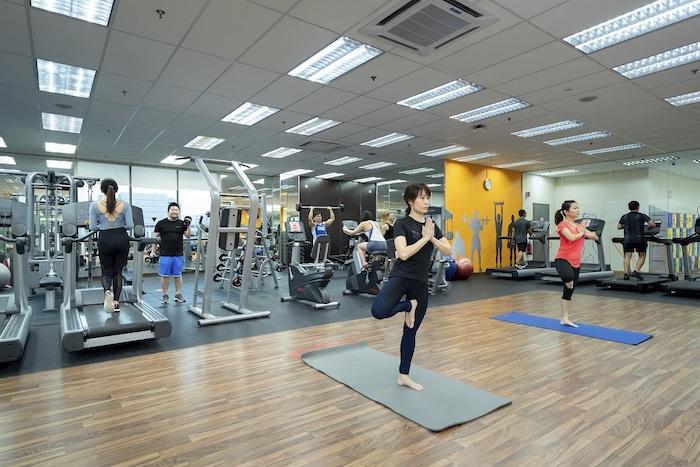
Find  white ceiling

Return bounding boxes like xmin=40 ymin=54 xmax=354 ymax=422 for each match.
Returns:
xmin=0 ymin=0 xmax=699 ymax=183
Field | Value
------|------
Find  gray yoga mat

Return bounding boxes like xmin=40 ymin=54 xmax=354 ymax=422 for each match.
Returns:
xmin=302 ymin=343 xmax=511 ymax=432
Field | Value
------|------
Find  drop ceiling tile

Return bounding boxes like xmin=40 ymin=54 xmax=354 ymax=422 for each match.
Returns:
xmin=141 ymin=84 xmax=199 ymax=114
xmin=0 ymin=51 xmax=35 ymax=89
xmin=202 ymin=121 xmax=249 ymax=140
xmin=255 ymin=110 xmax=313 ymax=132
xmin=92 ymin=73 xmax=153 ymax=106
xmin=310 ymin=122 xmax=369 ymax=142
xmin=520 ymin=70 xmax=624 ymax=105
xmin=185 ymin=93 xmax=244 ymax=120
xmin=102 ymin=31 xmax=176 ymax=82
xmin=248 ymin=0 xmax=298 ymax=13
xmin=87 ymin=100 xmax=135 ymax=124
xmin=208 ymin=63 xmax=281 ymax=100
xmin=0 ymin=1 xmax=31 ymax=55
xmin=131 ymin=108 xmax=178 ymax=127
xmin=329 ymin=52 xmax=422 ymax=95
xmin=368 ymin=66 xmax=460 ymax=103
xmin=322 ymin=96 xmax=388 ymax=122
xmin=492 ymin=0 xmax=569 ymax=19
xmin=349 ymin=104 xmax=414 ymax=127
xmin=113 ymin=0 xmax=208 ymax=45
xmin=169 ymin=114 xmax=217 ymax=133
xmin=252 ymin=76 xmax=322 ymax=108
xmin=121 ymin=125 xmax=164 ymax=143
xmin=290 ymin=0 xmax=386 ymax=33
xmin=495 ymin=57 xmax=605 ymax=97
xmin=159 ymin=48 xmax=231 ymax=91
xmin=287 ymin=87 xmax=357 ymax=115
xmin=377 ymin=112 xmax=442 ymax=132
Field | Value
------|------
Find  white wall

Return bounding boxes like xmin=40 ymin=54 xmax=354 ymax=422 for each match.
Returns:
xmin=649 ymin=168 xmax=700 ymax=214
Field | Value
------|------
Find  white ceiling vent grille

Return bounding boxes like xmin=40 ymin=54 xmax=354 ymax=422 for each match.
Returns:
xmin=361 ymin=0 xmax=497 ymax=56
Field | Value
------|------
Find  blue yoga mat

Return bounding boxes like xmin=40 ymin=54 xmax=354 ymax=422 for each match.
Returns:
xmin=492 ymin=312 xmax=653 ymax=345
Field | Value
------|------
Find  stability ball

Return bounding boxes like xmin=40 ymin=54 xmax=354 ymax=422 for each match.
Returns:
xmin=0 ymin=263 xmax=10 ymax=288
xmin=454 ymin=258 xmax=474 ymax=280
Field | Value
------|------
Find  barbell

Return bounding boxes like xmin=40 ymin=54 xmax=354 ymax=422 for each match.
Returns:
xmin=296 ymin=203 xmax=344 ymax=213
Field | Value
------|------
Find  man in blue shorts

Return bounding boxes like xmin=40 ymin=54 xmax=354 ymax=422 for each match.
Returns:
xmin=154 ymin=202 xmax=191 ymax=304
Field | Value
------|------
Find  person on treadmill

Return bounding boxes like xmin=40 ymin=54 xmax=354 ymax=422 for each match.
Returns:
xmin=153 ymin=202 xmax=191 ymax=304
xmin=307 ymin=206 xmax=336 ymax=245
xmin=512 ymin=210 xmax=532 ymax=269
xmin=618 ymin=200 xmax=656 ymax=280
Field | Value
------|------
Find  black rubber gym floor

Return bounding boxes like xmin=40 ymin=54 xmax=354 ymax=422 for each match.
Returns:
xmin=1 ymin=272 xmax=696 ymax=377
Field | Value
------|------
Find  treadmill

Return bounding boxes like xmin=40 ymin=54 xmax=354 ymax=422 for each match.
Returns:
xmin=0 ymin=198 xmax=32 ymax=363
xmin=59 ymin=201 xmax=172 ymax=352
xmin=664 ymin=218 xmax=700 ymax=296
xmin=597 ymin=221 xmax=677 ymax=293
xmin=540 ymin=218 xmax=614 ymax=284
xmin=487 ymin=220 xmax=555 ymax=279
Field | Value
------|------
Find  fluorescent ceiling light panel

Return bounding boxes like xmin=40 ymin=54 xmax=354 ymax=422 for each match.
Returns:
xmin=376 ymin=179 xmax=407 ymax=186
xmin=354 ymin=176 xmax=383 ymax=183
xmin=664 ymin=89 xmax=700 ymax=106
xmin=582 ymin=143 xmax=645 ymax=155
xmin=451 ymin=98 xmax=529 ymax=123
xmin=41 ymin=112 xmax=83 ymax=133
xmin=494 ymin=160 xmax=542 ymax=168
xmin=398 ymin=167 xmax=435 ymax=175
xmin=45 ymin=142 xmax=76 ymax=154
xmin=31 ymin=0 xmax=115 ymax=26
xmin=454 ymin=152 xmax=499 ymax=162
xmin=184 ymin=136 xmax=225 ymax=150
xmin=613 ymin=41 xmax=700 ymax=78
xmin=280 ymin=169 xmax=313 ymax=180
xmin=397 ymin=80 xmax=482 ymax=110
xmin=288 ymin=36 xmax=382 ymax=84
xmin=325 ymin=156 xmax=362 ymax=166
xmin=535 ymin=169 xmax=580 ymax=176
xmin=511 ymin=120 xmax=584 ymax=138
xmin=221 ymin=102 xmax=279 ymax=125
xmin=359 ymin=162 xmax=395 ymax=170
xmin=260 ymin=147 xmax=302 ymax=159
xmin=253 ymin=178 xmax=265 ymax=184
xmin=563 ymin=0 xmax=700 ymax=54
xmin=544 ymin=131 xmax=610 ymax=146
xmin=0 ymin=137 xmax=6 ymax=148
xmin=285 ymin=117 xmax=341 ymax=136
xmin=419 ymin=145 xmax=469 ymax=157
xmin=160 ymin=155 xmax=189 ymax=166
xmin=426 ymin=183 xmax=441 ymax=188
xmin=622 ymin=155 xmax=679 ymax=166
xmin=361 ymin=133 xmax=414 ymax=148
xmin=316 ymin=172 xmax=345 ymax=179
xmin=0 ymin=156 xmax=17 ymax=165
xmin=427 ymin=173 xmax=444 ymax=178
xmin=36 ymin=59 xmax=95 ymax=98
xmin=46 ymin=159 xmax=73 ymax=169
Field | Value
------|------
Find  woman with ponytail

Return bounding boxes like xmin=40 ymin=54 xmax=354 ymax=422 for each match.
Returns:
xmin=553 ymin=200 xmax=598 ymax=327
xmin=370 ymin=183 xmax=452 ymax=391
xmin=89 ymin=179 xmax=134 ymax=312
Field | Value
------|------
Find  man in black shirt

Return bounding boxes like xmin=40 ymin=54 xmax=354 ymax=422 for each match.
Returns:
xmin=154 ymin=202 xmax=191 ymax=303
xmin=618 ymin=200 xmax=656 ymax=280
xmin=512 ymin=209 xmax=532 ymax=269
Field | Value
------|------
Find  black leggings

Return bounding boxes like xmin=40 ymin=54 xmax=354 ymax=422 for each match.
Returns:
xmin=98 ymin=228 xmax=130 ymax=300
xmin=554 ymin=259 xmax=580 ymax=301
xmin=371 ymin=276 xmax=429 ymax=375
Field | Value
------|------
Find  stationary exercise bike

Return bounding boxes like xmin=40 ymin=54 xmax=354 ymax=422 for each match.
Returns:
xmin=342 ymin=220 xmax=386 ymax=297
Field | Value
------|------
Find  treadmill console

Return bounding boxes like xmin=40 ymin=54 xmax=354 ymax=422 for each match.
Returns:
xmin=580 ymin=218 xmax=605 ymax=236
xmin=285 ymin=220 xmax=308 ymax=242
xmin=644 ymin=220 xmax=661 ymax=236
xmin=530 ymin=220 xmax=550 ymax=238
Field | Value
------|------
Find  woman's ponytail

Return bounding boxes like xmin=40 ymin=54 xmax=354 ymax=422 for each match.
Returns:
xmin=555 ymin=200 xmax=576 ymax=225
xmin=100 ymin=178 xmax=119 ymax=214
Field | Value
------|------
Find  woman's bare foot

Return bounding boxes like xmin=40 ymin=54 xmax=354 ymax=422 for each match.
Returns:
xmin=397 ymin=374 xmax=423 ymax=391
xmin=404 ymin=299 xmax=418 ymax=329
xmin=560 ymin=319 xmax=578 ymax=328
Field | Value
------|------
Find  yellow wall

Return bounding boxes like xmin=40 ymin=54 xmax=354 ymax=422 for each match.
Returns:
xmin=445 ymin=160 xmax=522 ymax=272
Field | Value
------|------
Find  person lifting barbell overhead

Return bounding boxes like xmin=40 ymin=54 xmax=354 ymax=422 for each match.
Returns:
xmin=153 ymin=202 xmax=192 ymax=304
xmin=302 ymin=204 xmax=343 ymax=245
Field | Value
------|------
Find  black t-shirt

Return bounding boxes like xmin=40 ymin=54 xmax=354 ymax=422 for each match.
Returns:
xmin=619 ymin=212 xmax=651 ymax=243
xmin=385 ymin=223 xmax=394 ymax=240
xmin=154 ymin=218 xmax=186 ymax=256
xmin=390 ymin=216 xmax=443 ymax=284
xmin=513 ymin=218 xmax=531 ymax=243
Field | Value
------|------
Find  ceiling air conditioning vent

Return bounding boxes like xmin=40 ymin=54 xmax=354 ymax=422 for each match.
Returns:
xmin=299 ymin=140 xmax=345 ymax=153
xmin=361 ymin=0 xmax=497 ymax=56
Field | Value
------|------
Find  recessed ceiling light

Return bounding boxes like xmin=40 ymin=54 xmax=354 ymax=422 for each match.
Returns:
xmin=535 ymin=169 xmax=580 ymax=176
xmin=354 ymin=176 xmax=383 ymax=183
xmin=419 ymin=145 xmax=469 ymax=157
xmin=288 ymin=36 xmax=382 ymax=84
xmin=184 ymin=136 xmax=225 ymax=150
xmin=161 ymin=155 xmax=189 ymax=166
xmin=41 ymin=112 xmax=83 ymax=133
xmin=426 ymin=173 xmax=444 ymax=178
xmin=622 ymin=155 xmax=679 ymax=166
xmin=582 ymin=143 xmax=645 ymax=155
xmin=37 ymin=59 xmax=95 ymax=98
xmin=664 ymin=89 xmax=700 ymax=106
xmin=494 ymin=160 xmax=541 ymax=168
xmin=221 ymin=102 xmax=279 ymax=125
xmin=376 ymin=179 xmax=407 ymax=186
xmin=316 ymin=172 xmax=345 ymax=179
xmin=511 ymin=120 xmax=584 ymax=138
xmin=361 ymin=133 xmax=414 ymax=148
xmin=426 ymin=183 xmax=441 ymax=188
xmin=0 ymin=137 xmax=6 ymax=148
xmin=280 ymin=168 xmax=313 ymax=180
xmin=613 ymin=41 xmax=700 ymax=79
xmin=31 ymin=0 xmax=115 ymax=26
xmin=45 ymin=142 xmax=76 ymax=154
xmin=397 ymin=79 xmax=482 ymax=110
xmin=0 ymin=156 xmax=17 ymax=165
xmin=46 ymin=159 xmax=73 ymax=169
xmin=398 ymin=167 xmax=434 ymax=175
xmin=260 ymin=147 xmax=302 ymax=159
xmin=454 ymin=151 xmax=499 ymax=162
xmin=359 ymin=162 xmax=395 ymax=170
xmin=543 ymin=131 xmax=610 ymax=146
xmin=563 ymin=0 xmax=700 ymax=54
xmin=285 ymin=117 xmax=341 ymax=136
xmin=451 ymin=98 xmax=530 ymax=123
xmin=325 ymin=156 xmax=362 ymax=166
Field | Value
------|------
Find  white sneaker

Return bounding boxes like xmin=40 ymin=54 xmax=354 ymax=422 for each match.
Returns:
xmin=103 ymin=290 xmax=114 ymax=312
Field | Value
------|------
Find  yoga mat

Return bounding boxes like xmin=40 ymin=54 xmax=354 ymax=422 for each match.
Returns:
xmin=302 ymin=342 xmax=511 ymax=432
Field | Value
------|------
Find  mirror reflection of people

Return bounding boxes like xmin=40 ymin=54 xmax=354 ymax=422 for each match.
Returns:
xmin=618 ymin=200 xmax=656 ymax=280
xmin=307 ymin=206 xmax=335 ymax=244
xmin=382 ymin=212 xmax=396 ymax=240
xmin=342 ymin=211 xmax=387 ymax=270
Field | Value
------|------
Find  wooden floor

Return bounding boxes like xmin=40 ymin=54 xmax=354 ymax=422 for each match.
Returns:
xmin=1 ymin=290 xmax=698 ymax=467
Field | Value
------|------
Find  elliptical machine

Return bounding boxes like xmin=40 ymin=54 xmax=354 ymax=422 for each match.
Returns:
xmin=281 ymin=220 xmax=339 ymax=310
xmin=342 ymin=220 xmax=386 ymax=297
